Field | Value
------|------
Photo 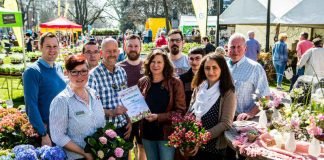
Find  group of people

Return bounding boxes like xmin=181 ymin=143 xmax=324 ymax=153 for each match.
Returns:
xmin=23 ymin=29 xmax=272 ymax=160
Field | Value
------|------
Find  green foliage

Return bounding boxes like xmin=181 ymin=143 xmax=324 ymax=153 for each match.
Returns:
xmin=182 ymin=43 xmax=203 ymax=54
xmin=26 ymin=51 xmax=42 ymax=60
xmin=142 ymin=43 xmax=155 ymax=53
xmin=10 ymin=47 xmax=23 ymax=53
xmin=91 ymin=28 xmax=120 ymax=36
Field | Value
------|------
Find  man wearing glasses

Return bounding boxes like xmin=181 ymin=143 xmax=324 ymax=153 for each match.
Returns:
xmin=23 ymin=32 xmax=66 ymax=146
xmin=82 ymin=41 xmax=100 ymax=70
xmin=88 ymin=38 xmax=132 ymax=158
xmin=167 ymin=29 xmax=190 ymax=76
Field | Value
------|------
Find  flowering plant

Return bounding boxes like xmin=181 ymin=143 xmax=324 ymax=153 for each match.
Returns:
xmin=253 ymin=91 xmax=285 ymax=111
xmin=168 ymin=113 xmax=211 ymax=151
xmin=0 ymin=108 xmax=38 ymax=149
xmin=10 ymin=144 xmax=67 ymax=160
xmin=84 ymin=122 xmax=133 ymax=159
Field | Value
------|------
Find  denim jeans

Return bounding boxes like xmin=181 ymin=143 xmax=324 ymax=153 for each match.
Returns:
xmin=142 ymin=138 xmax=175 ymax=160
xmin=273 ymin=61 xmax=286 ymax=86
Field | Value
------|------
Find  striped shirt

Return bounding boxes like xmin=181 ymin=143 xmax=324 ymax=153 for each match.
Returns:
xmin=227 ymin=56 xmax=270 ymax=114
xmin=88 ymin=63 xmax=128 ymax=128
xmin=50 ymin=86 xmax=105 ymax=160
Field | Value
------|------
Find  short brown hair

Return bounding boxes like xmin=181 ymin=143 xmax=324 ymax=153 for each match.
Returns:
xmin=191 ymin=53 xmax=235 ymax=96
xmin=39 ymin=32 xmax=58 ymax=47
xmin=126 ymin=34 xmax=142 ymax=46
xmin=202 ymin=36 xmax=209 ymax=42
xmin=143 ymin=48 xmax=175 ymax=79
xmin=168 ymin=29 xmax=183 ymax=40
xmin=65 ymin=54 xmax=89 ymax=71
xmin=82 ymin=41 xmax=98 ymax=54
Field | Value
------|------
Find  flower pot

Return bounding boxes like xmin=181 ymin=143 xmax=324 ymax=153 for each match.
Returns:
xmin=180 ymin=147 xmax=196 ymax=157
xmin=272 ymin=108 xmax=281 ymax=121
xmin=285 ymin=132 xmax=296 ymax=152
xmin=247 ymin=133 xmax=258 ymax=142
xmin=265 ymin=109 xmax=273 ymax=122
xmin=308 ymin=137 xmax=321 ymax=157
xmin=258 ymin=110 xmax=268 ymax=128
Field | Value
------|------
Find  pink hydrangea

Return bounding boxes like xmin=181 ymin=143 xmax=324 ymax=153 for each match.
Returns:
xmin=114 ymin=147 xmax=124 ymax=158
xmin=99 ymin=136 xmax=107 ymax=144
xmin=105 ymin=129 xmax=117 ymax=138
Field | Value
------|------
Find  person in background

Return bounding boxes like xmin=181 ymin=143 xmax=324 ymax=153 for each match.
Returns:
xmin=167 ymin=29 xmax=190 ymax=76
xmin=155 ymin=31 xmax=168 ymax=48
xmin=88 ymin=38 xmax=132 ymax=159
xmin=245 ymin=31 xmax=260 ymax=62
xmin=138 ymin=49 xmax=186 ymax=160
xmin=50 ymin=55 xmax=105 ymax=160
xmin=25 ymin=32 xmax=33 ymax=52
xmin=180 ymin=47 xmax=206 ymax=109
xmin=201 ymin=36 xmax=216 ymax=54
xmin=290 ymin=32 xmax=314 ymax=90
xmin=185 ymin=53 xmax=236 ymax=160
xmin=117 ymin=34 xmax=146 ymax=160
xmin=272 ymin=33 xmax=288 ymax=90
xmin=298 ymin=38 xmax=324 ymax=77
xmin=82 ymin=41 xmax=100 ymax=70
xmin=23 ymin=32 xmax=66 ymax=146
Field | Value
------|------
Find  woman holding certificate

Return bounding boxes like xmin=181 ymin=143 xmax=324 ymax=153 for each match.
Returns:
xmin=186 ymin=53 xmax=236 ymax=160
xmin=50 ymin=55 xmax=105 ymax=160
xmin=138 ymin=48 xmax=186 ymax=160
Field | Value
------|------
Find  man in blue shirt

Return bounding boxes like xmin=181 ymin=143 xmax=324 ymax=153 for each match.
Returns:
xmin=23 ymin=32 xmax=66 ymax=146
xmin=227 ymin=33 xmax=270 ymax=121
xmin=245 ymin=31 xmax=260 ymax=62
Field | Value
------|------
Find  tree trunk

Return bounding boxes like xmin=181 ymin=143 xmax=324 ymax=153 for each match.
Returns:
xmin=162 ymin=0 xmax=170 ymax=33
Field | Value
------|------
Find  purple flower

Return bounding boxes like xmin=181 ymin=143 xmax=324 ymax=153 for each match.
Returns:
xmin=114 ymin=147 xmax=124 ymax=158
xmin=105 ymin=129 xmax=117 ymax=138
xmin=40 ymin=146 xmax=67 ymax=160
xmin=13 ymin=145 xmax=35 ymax=155
xmin=99 ymin=136 xmax=107 ymax=144
xmin=15 ymin=149 xmax=38 ymax=160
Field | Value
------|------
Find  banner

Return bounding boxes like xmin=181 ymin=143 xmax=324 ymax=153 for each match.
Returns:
xmin=192 ymin=0 xmax=208 ymax=37
xmin=4 ymin=0 xmax=22 ymax=47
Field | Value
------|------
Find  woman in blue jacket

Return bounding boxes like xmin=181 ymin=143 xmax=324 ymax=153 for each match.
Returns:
xmin=272 ymin=33 xmax=288 ymax=89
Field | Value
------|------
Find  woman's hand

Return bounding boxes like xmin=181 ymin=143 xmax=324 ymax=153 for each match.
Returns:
xmin=145 ymin=113 xmax=158 ymax=122
xmin=83 ymin=152 xmax=93 ymax=160
xmin=180 ymin=145 xmax=199 ymax=157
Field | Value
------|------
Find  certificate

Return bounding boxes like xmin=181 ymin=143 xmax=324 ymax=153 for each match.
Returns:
xmin=118 ymin=85 xmax=150 ymax=123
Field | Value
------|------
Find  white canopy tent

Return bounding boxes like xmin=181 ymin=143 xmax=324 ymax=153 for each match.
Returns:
xmin=179 ymin=16 xmax=217 ymax=27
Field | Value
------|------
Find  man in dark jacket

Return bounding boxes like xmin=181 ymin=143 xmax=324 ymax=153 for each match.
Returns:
xmin=202 ymin=36 xmax=216 ymax=54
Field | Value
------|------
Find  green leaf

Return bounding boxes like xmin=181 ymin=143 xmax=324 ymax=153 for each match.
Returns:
xmin=88 ymin=137 xmax=98 ymax=147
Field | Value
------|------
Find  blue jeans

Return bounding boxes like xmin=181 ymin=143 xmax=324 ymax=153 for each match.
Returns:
xmin=142 ymin=138 xmax=175 ymax=160
xmin=273 ymin=61 xmax=286 ymax=86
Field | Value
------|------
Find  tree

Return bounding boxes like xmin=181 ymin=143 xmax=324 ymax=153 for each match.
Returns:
xmin=66 ymin=0 xmax=109 ymax=32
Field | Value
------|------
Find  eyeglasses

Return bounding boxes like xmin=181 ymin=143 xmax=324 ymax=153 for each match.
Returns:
xmin=69 ymin=70 xmax=89 ymax=76
xmin=84 ymin=51 xmax=99 ymax=56
xmin=189 ymin=57 xmax=202 ymax=61
xmin=169 ymin=38 xmax=182 ymax=43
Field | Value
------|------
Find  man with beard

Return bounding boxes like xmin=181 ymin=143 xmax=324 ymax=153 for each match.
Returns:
xmin=82 ymin=41 xmax=100 ymax=70
xmin=88 ymin=38 xmax=132 ymax=159
xmin=23 ymin=32 xmax=66 ymax=146
xmin=167 ymin=29 xmax=190 ymax=76
xmin=117 ymin=34 xmax=146 ymax=160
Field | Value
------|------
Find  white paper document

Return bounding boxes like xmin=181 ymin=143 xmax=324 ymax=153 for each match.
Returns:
xmin=118 ymin=85 xmax=150 ymax=123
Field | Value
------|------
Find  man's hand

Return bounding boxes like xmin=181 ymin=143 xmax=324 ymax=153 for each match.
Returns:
xmin=41 ymin=134 xmax=52 ymax=146
xmin=145 ymin=113 xmax=158 ymax=122
xmin=114 ymin=105 xmax=127 ymax=116
xmin=236 ymin=113 xmax=253 ymax=121
xmin=124 ymin=121 xmax=132 ymax=139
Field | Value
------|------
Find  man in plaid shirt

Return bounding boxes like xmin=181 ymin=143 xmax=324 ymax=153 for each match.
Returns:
xmin=88 ymin=38 xmax=132 ymax=141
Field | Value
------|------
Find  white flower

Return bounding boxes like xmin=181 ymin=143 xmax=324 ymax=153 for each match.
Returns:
xmin=97 ymin=150 xmax=104 ymax=159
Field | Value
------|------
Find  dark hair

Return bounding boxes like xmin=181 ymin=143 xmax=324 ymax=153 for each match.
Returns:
xmin=168 ymin=29 xmax=183 ymax=40
xmin=202 ymin=36 xmax=209 ymax=42
xmin=301 ymin=32 xmax=309 ymax=39
xmin=189 ymin=47 xmax=205 ymax=56
xmin=25 ymin=33 xmax=31 ymax=37
xmin=191 ymin=53 xmax=235 ymax=96
xmin=65 ymin=55 xmax=89 ymax=71
xmin=39 ymin=32 xmax=58 ymax=47
xmin=82 ymin=41 xmax=98 ymax=54
xmin=313 ymin=38 xmax=323 ymax=47
xmin=144 ymin=48 xmax=174 ymax=80
xmin=125 ymin=34 xmax=142 ymax=46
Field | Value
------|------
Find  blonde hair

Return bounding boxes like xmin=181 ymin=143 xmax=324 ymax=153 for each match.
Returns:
xmin=278 ymin=33 xmax=288 ymax=41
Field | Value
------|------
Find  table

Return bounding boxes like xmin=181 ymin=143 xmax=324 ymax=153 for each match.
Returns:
xmin=225 ymin=121 xmax=324 ymax=160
